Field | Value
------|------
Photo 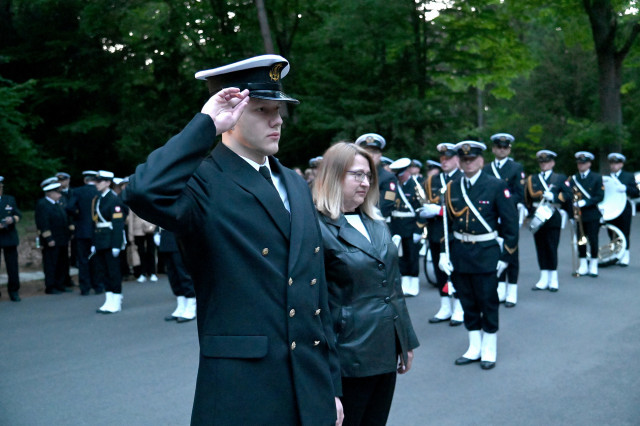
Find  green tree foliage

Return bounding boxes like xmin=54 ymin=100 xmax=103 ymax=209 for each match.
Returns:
xmin=1 ymin=0 xmax=639 ymax=203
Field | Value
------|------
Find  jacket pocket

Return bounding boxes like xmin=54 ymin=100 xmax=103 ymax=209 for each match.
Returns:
xmin=200 ymin=335 xmax=268 ymax=359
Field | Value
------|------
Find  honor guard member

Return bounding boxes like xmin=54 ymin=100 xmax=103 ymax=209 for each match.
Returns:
xmin=419 ymin=143 xmax=464 ymax=325
xmin=355 ymin=133 xmax=398 ymax=220
xmin=0 ymin=176 xmax=22 ymax=301
xmin=389 ymin=157 xmax=423 ymax=296
xmin=425 ymin=159 xmax=442 ymax=178
xmin=67 ymin=171 xmax=101 ymax=295
xmin=56 ymin=172 xmax=75 ymax=287
xmin=606 ymin=153 xmax=639 ymax=266
xmin=35 ymin=177 xmax=72 ymax=294
xmin=410 ymin=159 xmax=423 ymax=179
xmin=484 ymin=133 xmax=525 ymax=307
xmin=92 ymin=170 xmax=125 ymax=313
xmin=157 ymin=228 xmax=197 ymax=323
xmin=526 ymin=150 xmax=572 ymax=291
xmin=569 ymin=151 xmax=604 ymax=277
xmin=381 ymin=156 xmax=394 ymax=173
xmin=124 ymin=55 xmax=343 ymax=425
xmin=439 ymin=141 xmax=518 ymax=370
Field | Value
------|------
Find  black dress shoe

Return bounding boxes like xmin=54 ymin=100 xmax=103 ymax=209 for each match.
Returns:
xmin=449 ymin=320 xmax=463 ymax=327
xmin=9 ymin=292 xmax=21 ymax=302
xmin=549 ymin=288 xmax=558 ymax=293
xmin=531 ymin=286 xmax=546 ymax=291
xmin=80 ymin=291 xmax=91 ymax=296
xmin=588 ymin=273 xmax=598 ymax=278
xmin=428 ymin=316 xmax=451 ymax=324
xmin=455 ymin=356 xmax=480 ymax=366
xmin=504 ymin=301 xmax=516 ymax=308
xmin=45 ymin=288 xmax=62 ymax=295
xmin=176 ymin=316 xmax=196 ymax=323
xmin=165 ymin=315 xmax=178 ymax=322
xmin=93 ymin=288 xmax=104 ymax=295
xmin=480 ymin=361 xmax=496 ymax=370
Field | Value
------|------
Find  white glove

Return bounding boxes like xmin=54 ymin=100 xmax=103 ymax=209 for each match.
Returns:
xmin=574 ymin=200 xmax=586 ymax=208
xmin=543 ymin=191 xmax=554 ymax=201
xmin=517 ymin=203 xmax=527 ymax=226
xmin=90 ymin=246 xmax=96 ymax=255
xmin=496 ymin=260 xmax=508 ymax=277
xmin=438 ymin=253 xmax=454 ymax=275
xmin=112 ymin=248 xmax=121 ymax=258
xmin=154 ymin=233 xmax=161 ymax=246
xmin=412 ymin=233 xmax=422 ymax=244
xmin=616 ymin=184 xmax=627 ymax=193
xmin=418 ymin=204 xmax=441 ymax=219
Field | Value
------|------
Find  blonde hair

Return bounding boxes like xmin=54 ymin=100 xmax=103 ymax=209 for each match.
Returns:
xmin=313 ymin=142 xmax=382 ymax=221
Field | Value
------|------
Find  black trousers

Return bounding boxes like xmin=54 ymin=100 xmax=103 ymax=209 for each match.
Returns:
xmin=398 ymin=237 xmax=420 ymax=277
xmin=42 ymin=244 xmax=69 ymax=291
xmin=497 ymin=247 xmax=519 ymax=283
xmin=93 ymin=249 xmax=122 ymax=293
xmin=341 ymin=372 xmax=397 ymax=426
xmin=1 ymin=246 xmax=20 ymax=293
xmin=608 ymin=203 xmax=632 ymax=249
xmin=428 ymin=240 xmax=459 ymax=300
xmin=76 ymin=238 xmax=101 ymax=293
xmin=134 ymin=235 xmax=156 ymax=277
xmin=453 ymin=271 xmax=499 ymax=333
xmin=578 ymin=219 xmax=600 ymax=258
xmin=534 ymin=224 xmax=561 ymax=270
xmin=162 ymin=252 xmax=195 ymax=298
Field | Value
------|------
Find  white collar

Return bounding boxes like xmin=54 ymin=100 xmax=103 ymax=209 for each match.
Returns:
xmin=241 ymin=155 xmax=271 ymax=173
xmin=495 ymin=158 xmax=508 ymax=168
xmin=465 ymin=170 xmax=482 ymax=185
xmin=45 ymin=196 xmax=57 ymax=204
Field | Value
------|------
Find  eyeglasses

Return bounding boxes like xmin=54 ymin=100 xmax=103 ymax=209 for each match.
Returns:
xmin=346 ymin=170 xmax=372 ymax=182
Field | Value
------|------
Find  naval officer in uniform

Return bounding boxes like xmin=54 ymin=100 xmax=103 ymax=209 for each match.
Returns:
xmin=439 ymin=141 xmax=518 ymax=370
xmin=355 ymin=133 xmax=398 ymax=220
xmin=419 ymin=143 xmax=464 ymax=326
xmin=526 ymin=150 xmax=571 ymax=292
xmin=92 ymin=170 xmax=126 ymax=314
xmin=569 ymin=151 xmax=604 ymax=277
xmin=484 ymin=133 xmax=525 ymax=307
xmin=606 ymin=153 xmax=639 ymax=266
xmin=124 ymin=55 xmax=343 ymax=426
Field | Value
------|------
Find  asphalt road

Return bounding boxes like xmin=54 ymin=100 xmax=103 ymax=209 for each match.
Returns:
xmin=1 ymin=223 xmax=639 ymax=426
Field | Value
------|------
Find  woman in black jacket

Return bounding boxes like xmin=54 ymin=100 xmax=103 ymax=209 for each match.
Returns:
xmin=314 ymin=142 xmax=419 ymax=426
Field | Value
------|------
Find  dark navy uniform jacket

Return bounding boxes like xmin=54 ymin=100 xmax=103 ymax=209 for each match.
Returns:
xmin=0 ymin=195 xmax=21 ymax=247
xmin=91 ymin=190 xmax=125 ymax=251
xmin=568 ymin=171 xmax=604 ymax=223
xmin=524 ymin=171 xmax=572 ymax=228
xmin=123 ymin=114 xmax=341 ymax=426
xmin=445 ymin=171 xmax=519 ymax=274
xmin=35 ymin=198 xmax=70 ymax=246
xmin=390 ymin=177 xmax=422 ymax=238
xmin=67 ymin=184 xmax=99 ymax=239
xmin=421 ymin=170 xmax=462 ymax=244
xmin=377 ymin=165 xmax=398 ymax=219
xmin=484 ymin=158 xmax=525 ymax=206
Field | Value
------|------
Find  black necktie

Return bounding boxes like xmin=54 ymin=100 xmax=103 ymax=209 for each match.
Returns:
xmin=465 ymin=178 xmax=471 ymax=190
xmin=496 ymin=162 xmax=501 ymax=169
xmin=259 ymin=166 xmax=276 ymax=189
xmin=581 ymin=173 xmax=586 ymax=179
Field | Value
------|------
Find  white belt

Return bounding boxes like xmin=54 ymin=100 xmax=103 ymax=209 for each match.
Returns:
xmin=96 ymin=222 xmax=113 ymax=229
xmin=454 ymin=231 xmax=498 ymax=243
xmin=533 ymin=202 xmax=560 ymax=209
xmin=391 ymin=211 xmax=416 ymax=218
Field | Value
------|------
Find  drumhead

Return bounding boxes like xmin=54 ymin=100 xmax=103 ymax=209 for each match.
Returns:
xmin=598 ymin=176 xmax=626 ymax=221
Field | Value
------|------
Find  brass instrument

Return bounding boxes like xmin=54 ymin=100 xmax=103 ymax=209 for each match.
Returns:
xmin=598 ymin=224 xmax=627 ymax=266
xmin=571 ymin=185 xmax=587 ymax=277
xmin=412 ymin=176 xmax=429 ymax=241
xmin=572 ymin=185 xmax=588 ymax=247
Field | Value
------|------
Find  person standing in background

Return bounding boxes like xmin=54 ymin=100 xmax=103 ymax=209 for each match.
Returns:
xmin=35 ymin=177 xmax=72 ymax=295
xmin=128 ymin=210 xmax=158 ymax=283
xmin=606 ymin=153 xmax=639 ymax=266
xmin=0 ymin=176 xmax=22 ymax=302
xmin=157 ymin=228 xmax=196 ymax=323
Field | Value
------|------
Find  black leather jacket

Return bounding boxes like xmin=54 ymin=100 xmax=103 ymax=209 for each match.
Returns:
xmin=319 ymin=212 xmax=419 ymax=378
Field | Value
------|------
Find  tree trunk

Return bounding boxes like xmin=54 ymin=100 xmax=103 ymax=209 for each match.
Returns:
xmin=255 ymin=0 xmax=275 ymax=54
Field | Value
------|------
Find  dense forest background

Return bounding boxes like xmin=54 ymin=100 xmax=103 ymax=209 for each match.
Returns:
xmin=1 ymin=0 xmax=639 ymax=207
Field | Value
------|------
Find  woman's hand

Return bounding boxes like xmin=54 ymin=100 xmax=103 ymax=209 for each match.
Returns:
xmin=397 ymin=350 xmax=414 ymax=374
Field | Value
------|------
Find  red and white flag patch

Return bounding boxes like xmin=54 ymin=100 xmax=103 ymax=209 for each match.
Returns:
xmin=115 ymin=206 xmax=121 ymax=212
xmin=389 ymin=182 xmax=396 ymax=191
xmin=504 ymin=189 xmax=511 ymax=198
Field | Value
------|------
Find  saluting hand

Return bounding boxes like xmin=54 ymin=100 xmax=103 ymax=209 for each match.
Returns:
xmin=201 ymin=88 xmax=251 ymax=135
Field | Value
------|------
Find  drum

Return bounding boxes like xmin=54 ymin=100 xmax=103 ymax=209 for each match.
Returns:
xmin=598 ymin=176 xmax=627 ymax=221
xmin=529 ymin=202 xmax=554 ymax=234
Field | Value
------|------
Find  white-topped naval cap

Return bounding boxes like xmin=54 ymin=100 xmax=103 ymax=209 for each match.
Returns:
xmin=607 ymin=153 xmax=626 ymax=162
xmin=355 ymin=133 xmax=386 ymax=150
xmin=575 ymin=151 xmax=595 ymax=161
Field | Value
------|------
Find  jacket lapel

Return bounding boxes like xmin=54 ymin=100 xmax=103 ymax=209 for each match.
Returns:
xmin=327 ymin=214 xmax=384 ymax=263
xmin=213 ymin=144 xmax=291 ymax=240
